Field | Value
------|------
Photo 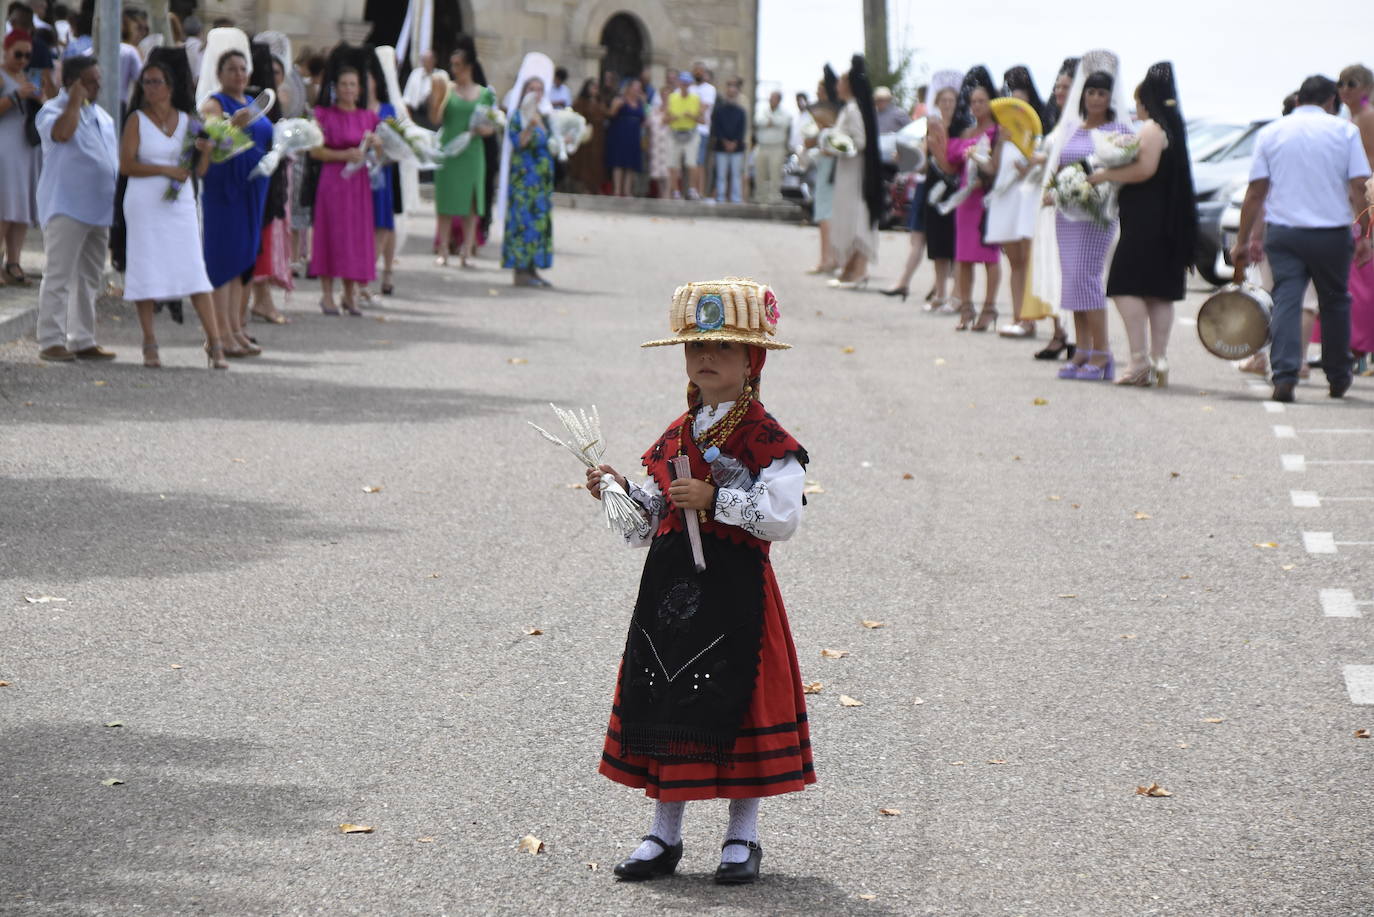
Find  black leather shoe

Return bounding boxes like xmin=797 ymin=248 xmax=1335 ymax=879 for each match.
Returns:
xmin=714 ymin=839 xmax=763 ymax=885
xmin=1330 ymin=377 xmax=1353 ymax=399
xmin=1271 ymin=382 xmax=1296 ymax=403
xmin=612 ymin=835 xmax=682 ymax=881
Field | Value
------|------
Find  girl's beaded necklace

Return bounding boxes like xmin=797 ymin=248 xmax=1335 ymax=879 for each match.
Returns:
xmin=679 ymin=386 xmax=754 ymax=522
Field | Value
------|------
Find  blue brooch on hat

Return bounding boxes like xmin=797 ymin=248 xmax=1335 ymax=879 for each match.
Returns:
xmin=695 ymin=294 xmax=725 ymax=331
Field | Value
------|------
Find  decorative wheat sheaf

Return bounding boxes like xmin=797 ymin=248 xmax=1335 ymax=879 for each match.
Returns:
xmin=530 ymin=405 xmax=651 ymax=539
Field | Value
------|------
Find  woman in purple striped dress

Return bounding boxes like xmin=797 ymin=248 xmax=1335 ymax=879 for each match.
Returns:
xmin=1054 ymin=68 xmax=1133 ymax=380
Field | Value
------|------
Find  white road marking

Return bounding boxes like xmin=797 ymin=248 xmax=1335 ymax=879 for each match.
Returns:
xmin=1304 ymin=531 xmax=1338 ymax=553
xmin=1283 ymin=455 xmax=1374 ymax=472
xmin=1273 ymin=425 xmax=1297 ymax=438
xmin=1343 ymin=665 xmax=1374 ymax=704
xmin=1320 ymin=589 xmax=1362 ymax=618
xmin=1282 ymin=454 xmax=1306 ymax=472
xmin=1246 ymin=379 xmax=1270 ymax=390
xmin=1178 ymin=316 xmax=1197 ymax=326
xmin=1300 ymin=428 xmax=1374 ymax=435
xmin=1263 ymin=401 xmax=1286 ymax=413
xmin=1291 ymin=490 xmax=1321 ymax=508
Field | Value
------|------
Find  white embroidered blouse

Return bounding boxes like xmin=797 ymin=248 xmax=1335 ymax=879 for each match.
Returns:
xmin=623 ymin=401 xmax=805 ymax=547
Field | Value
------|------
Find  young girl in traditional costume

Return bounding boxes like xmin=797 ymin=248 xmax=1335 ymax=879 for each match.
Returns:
xmin=584 ymin=278 xmax=813 ymax=885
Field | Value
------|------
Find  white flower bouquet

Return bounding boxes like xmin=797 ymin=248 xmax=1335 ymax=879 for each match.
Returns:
xmin=472 ymin=103 xmax=507 ymax=133
xmin=1050 ymin=162 xmax=1112 ymax=226
xmin=1090 ymin=129 xmax=1141 ymax=169
xmin=248 ymin=118 xmax=325 ymax=180
xmin=547 ymin=108 xmax=592 ymax=161
xmin=823 ymin=129 xmax=856 ymax=157
xmin=378 ymin=116 xmax=438 ymax=167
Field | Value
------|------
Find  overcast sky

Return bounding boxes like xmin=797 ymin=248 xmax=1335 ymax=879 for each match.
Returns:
xmin=757 ymin=0 xmax=1365 ymax=122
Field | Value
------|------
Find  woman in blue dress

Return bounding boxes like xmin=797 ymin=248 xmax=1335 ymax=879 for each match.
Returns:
xmin=370 ymin=82 xmax=399 ymax=297
xmin=501 ymin=75 xmax=553 ymax=288
xmin=200 ymin=49 xmax=273 ymax=358
xmin=606 ymin=79 xmax=646 ymax=197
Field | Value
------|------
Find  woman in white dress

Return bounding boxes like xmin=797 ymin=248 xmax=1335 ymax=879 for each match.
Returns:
xmin=826 ymin=55 xmax=882 ymax=288
xmin=119 ymin=59 xmax=227 ymax=369
xmin=0 ymin=30 xmax=42 ymax=287
xmin=984 ymin=66 xmax=1046 ymax=338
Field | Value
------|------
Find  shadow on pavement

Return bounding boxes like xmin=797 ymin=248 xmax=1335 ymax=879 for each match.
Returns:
xmin=0 ymin=476 xmax=389 ymax=581
xmin=0 ymin=721 xmax=333 ymax=914
xmin=635 ymin=871 xmax=900 ymax=915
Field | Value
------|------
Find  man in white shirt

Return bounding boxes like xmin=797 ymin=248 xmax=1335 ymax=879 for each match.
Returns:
xmin=689 ymin=61 xmax=716 ymax=199
xmin=34 ymin=56 xmax=119 ymax=362
xmin=402 ymin=50 xmax=437 ymax=125
xmin=1234 ymin=75 xmax=1372 ymax=402
xmin=753 ymin=91 xmax=791 ymax=203
xmin=548 ymin=66 xmax=572 ymax=109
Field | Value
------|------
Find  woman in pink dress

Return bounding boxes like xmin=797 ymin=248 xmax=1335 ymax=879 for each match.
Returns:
xmin=931 ymin=66 xmax=1002 ymax=331
xmin=1322 ymin=64 xmax=1374 ymax=358
xmin=309 ymin=66 xmax=380 ymax=315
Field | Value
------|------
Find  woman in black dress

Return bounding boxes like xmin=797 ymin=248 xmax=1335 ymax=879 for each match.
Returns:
xmin=920 ymin=72 xmax=961 ymax=311
xmin=1090 ymin=62 xmax=1196 ymax=387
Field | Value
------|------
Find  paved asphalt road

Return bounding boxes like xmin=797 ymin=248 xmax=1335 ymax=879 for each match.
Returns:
xmin=2 ymin=206 xmax=1372 ymax=917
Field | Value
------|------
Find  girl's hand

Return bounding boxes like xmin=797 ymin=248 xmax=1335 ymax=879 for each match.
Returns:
xmin=585 ymin=463 xmax=626 ymax=500
xmin=1086 ymin=169 xmax=1106 ymax=186
xmin=668 ymin=477 xmax=714 ymax=512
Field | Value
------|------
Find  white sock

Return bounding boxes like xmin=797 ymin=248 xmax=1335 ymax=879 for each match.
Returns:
xmin=720 ymin=797 xmax=760 ymax=864
xmin=630 ymin=800 xmax=686 ymax=860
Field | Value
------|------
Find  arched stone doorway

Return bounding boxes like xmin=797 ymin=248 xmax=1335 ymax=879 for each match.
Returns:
xmin=599 ymin=12 xmax=648 ymax=84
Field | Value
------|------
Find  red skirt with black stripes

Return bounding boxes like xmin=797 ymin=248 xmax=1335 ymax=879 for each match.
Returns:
xmin=599 ymin=562 xmax=816 ymax=801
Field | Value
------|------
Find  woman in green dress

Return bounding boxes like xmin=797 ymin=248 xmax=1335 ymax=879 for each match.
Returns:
xmin=428 ymin=35 xmax=496 ymax=267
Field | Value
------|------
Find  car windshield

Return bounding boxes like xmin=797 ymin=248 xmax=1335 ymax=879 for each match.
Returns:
xmin=1188 ymin=121 xmax=1244 ymax=151
xmin=1204 ymin=126 xmax=1261 ymax=162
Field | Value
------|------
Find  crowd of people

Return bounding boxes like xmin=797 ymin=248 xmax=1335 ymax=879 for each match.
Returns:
xmin=797 ymin=50 xmax=1371 ymax=398
xmin=0 ymin=9 xmax=573 ymax=368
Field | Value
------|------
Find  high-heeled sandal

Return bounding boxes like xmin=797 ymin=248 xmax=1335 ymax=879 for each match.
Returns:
xmin=204 ymin=341 xmax=229 ymax=370
xmin=233 ymin=334 xmax=262 ymax=357
xmin=320 ymin=299 xmax=341 ymax=316
xmin=954 ymin=302 xmax=976 ymax=331
xmin=343 ymin=300 xmax=363 ymax=316
xmin=381 ymin=270 xmax=394 ymax=296
xmin=935 ymin=298 xmax=959 ymax=314
xmin=827 ymin=275 xmax=869 ymax=290
xmin=142 ymin=342 xmax=161 ymax=369
xmin=1075 ymin=353 xmax=1116 ymax=381
xmin=881 ymin=286 xmax=909 ymax=301
xmin=998 ymin=321 xmax=1036 ymax=338
xmin=434 ymin=255 xmax=449 ymax=267
xmin=805 ymin=264 xmax=838 ymax=275
xmin=251 ymin=308 xmax=289 ymax=325
xmin=1152 ymin=356 xmax=1170 ymax=388
xmin=972 ymin=306 xmax=998 ymax=332
xmin=1059 ymin=349 xmax=1092 ymax=378
xmin=1114 ymin=353 xmax=1156 ymax=386
xmin=1035 ymin=336 xmax=1075 ymax=360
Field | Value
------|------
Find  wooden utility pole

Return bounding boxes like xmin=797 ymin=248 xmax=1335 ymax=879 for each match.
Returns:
xmin=863 ymin=0 xmax=889 ymax=78
xmin=93 ymin=0 xmax=122 ymax=120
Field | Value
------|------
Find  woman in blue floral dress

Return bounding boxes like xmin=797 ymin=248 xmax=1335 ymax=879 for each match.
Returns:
xmin=502 ymin=76 xmax=554 ymax=287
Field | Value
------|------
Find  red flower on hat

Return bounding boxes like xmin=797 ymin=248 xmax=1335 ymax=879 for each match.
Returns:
xmin=763 ymin=288 xmax=780 ymax=325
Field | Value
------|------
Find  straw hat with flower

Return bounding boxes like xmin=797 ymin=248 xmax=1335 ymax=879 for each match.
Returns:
xmin=641 ymin=278 xmax=790 ymax=350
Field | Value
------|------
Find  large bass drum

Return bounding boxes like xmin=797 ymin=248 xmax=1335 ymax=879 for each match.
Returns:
xmin=1197 ymin=271 xmax=1273 ymax=360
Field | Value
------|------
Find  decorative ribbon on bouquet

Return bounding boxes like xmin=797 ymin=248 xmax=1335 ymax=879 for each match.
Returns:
xmin=530 ymin=405 xmax=652 ymax=540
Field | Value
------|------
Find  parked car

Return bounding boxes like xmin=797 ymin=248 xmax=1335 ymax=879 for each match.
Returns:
xmin=1192 ymin=119 xmax=1270 ymax=285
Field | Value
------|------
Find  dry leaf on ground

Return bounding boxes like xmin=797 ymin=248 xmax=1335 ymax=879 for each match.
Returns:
xmin=0 ymin=681 xmax=10 ymax=687
xmin=861 ymin=620 xmax=885 ymax=629
xmin=103 ymin=721 xmax=123 ymax=728
xmin=803 ymin=681 xmax=823 ymax=695
xmin=803 ymin=484 xmax=826 ymax=495
xmin=820 ymin=648 xmax=849 ymax=659
xmin=417 ymin=836 xmax=435 ymax=843
xmin=839 ymin=695 xmax=864 ymax=707
xmin=934 ymin=358 xmax=947 ymax=366
xmin=841 ymin=346 xmax=855 ymax=354
xmin=1134 ymin=512 xmax=1152 ymax=520
xmin=23 ymin=595 xmax=66 ymax=604
xmin=1281 ymin=564 xmax=1295 ymax=571
xmin=507 ymin=357 xmax=528 ymax=365
xmin=340 ymin=823 xmax=374 ymax=834
xmin=986 ymin=759 xmax=1008 ymax=765
xmin=878 ymin=808 xmax=901 ymax=816
xmin=1121 ymin=634 xmax=1138 ymax=640
xmin=901 ymin=472 xmax=914 ymax=480
xmin=1048 ymin=495 xmax=1062 ymax=501
xmin=1355 ymin=729 xmax=1371 ymax=739
xmin=859 ymin=894 xmax=877 ymax=901
xmin=912 ymin=697 xmax=925 ymax=705
xmin=169 ymin=664 xmax=183 ymax=670
xmin=1058 ymin=594 xmax=1077 ymax=599
xmin=1253 ymin=542 xmax=1278 ymax=549
xmin=586 ymin=862 xmax=599 ymax=871
xmin=100 ymin=778 xmax=124 ymax=786
xmin=93 ymin=380 xmax=107 ymax=387
xmin=1201 ymin=717 xmax=1225 ymax=724
xmin=1170 ymin=471 xmax=1181 ymax=478
xmin=517 ymin=834 xmax=545 ymax=855
xmin=950 ymin=761 xmax=965 ymax=766
xmin=523 ymin=627 xmax=544 ymax=636
xmin=362 ymin=485 xmax=383 ymax=494
xmin=1135 ymin=783 xmax=1173 ymax=797
xmin=1032 ymin=397 xmax=1048 ymax=406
